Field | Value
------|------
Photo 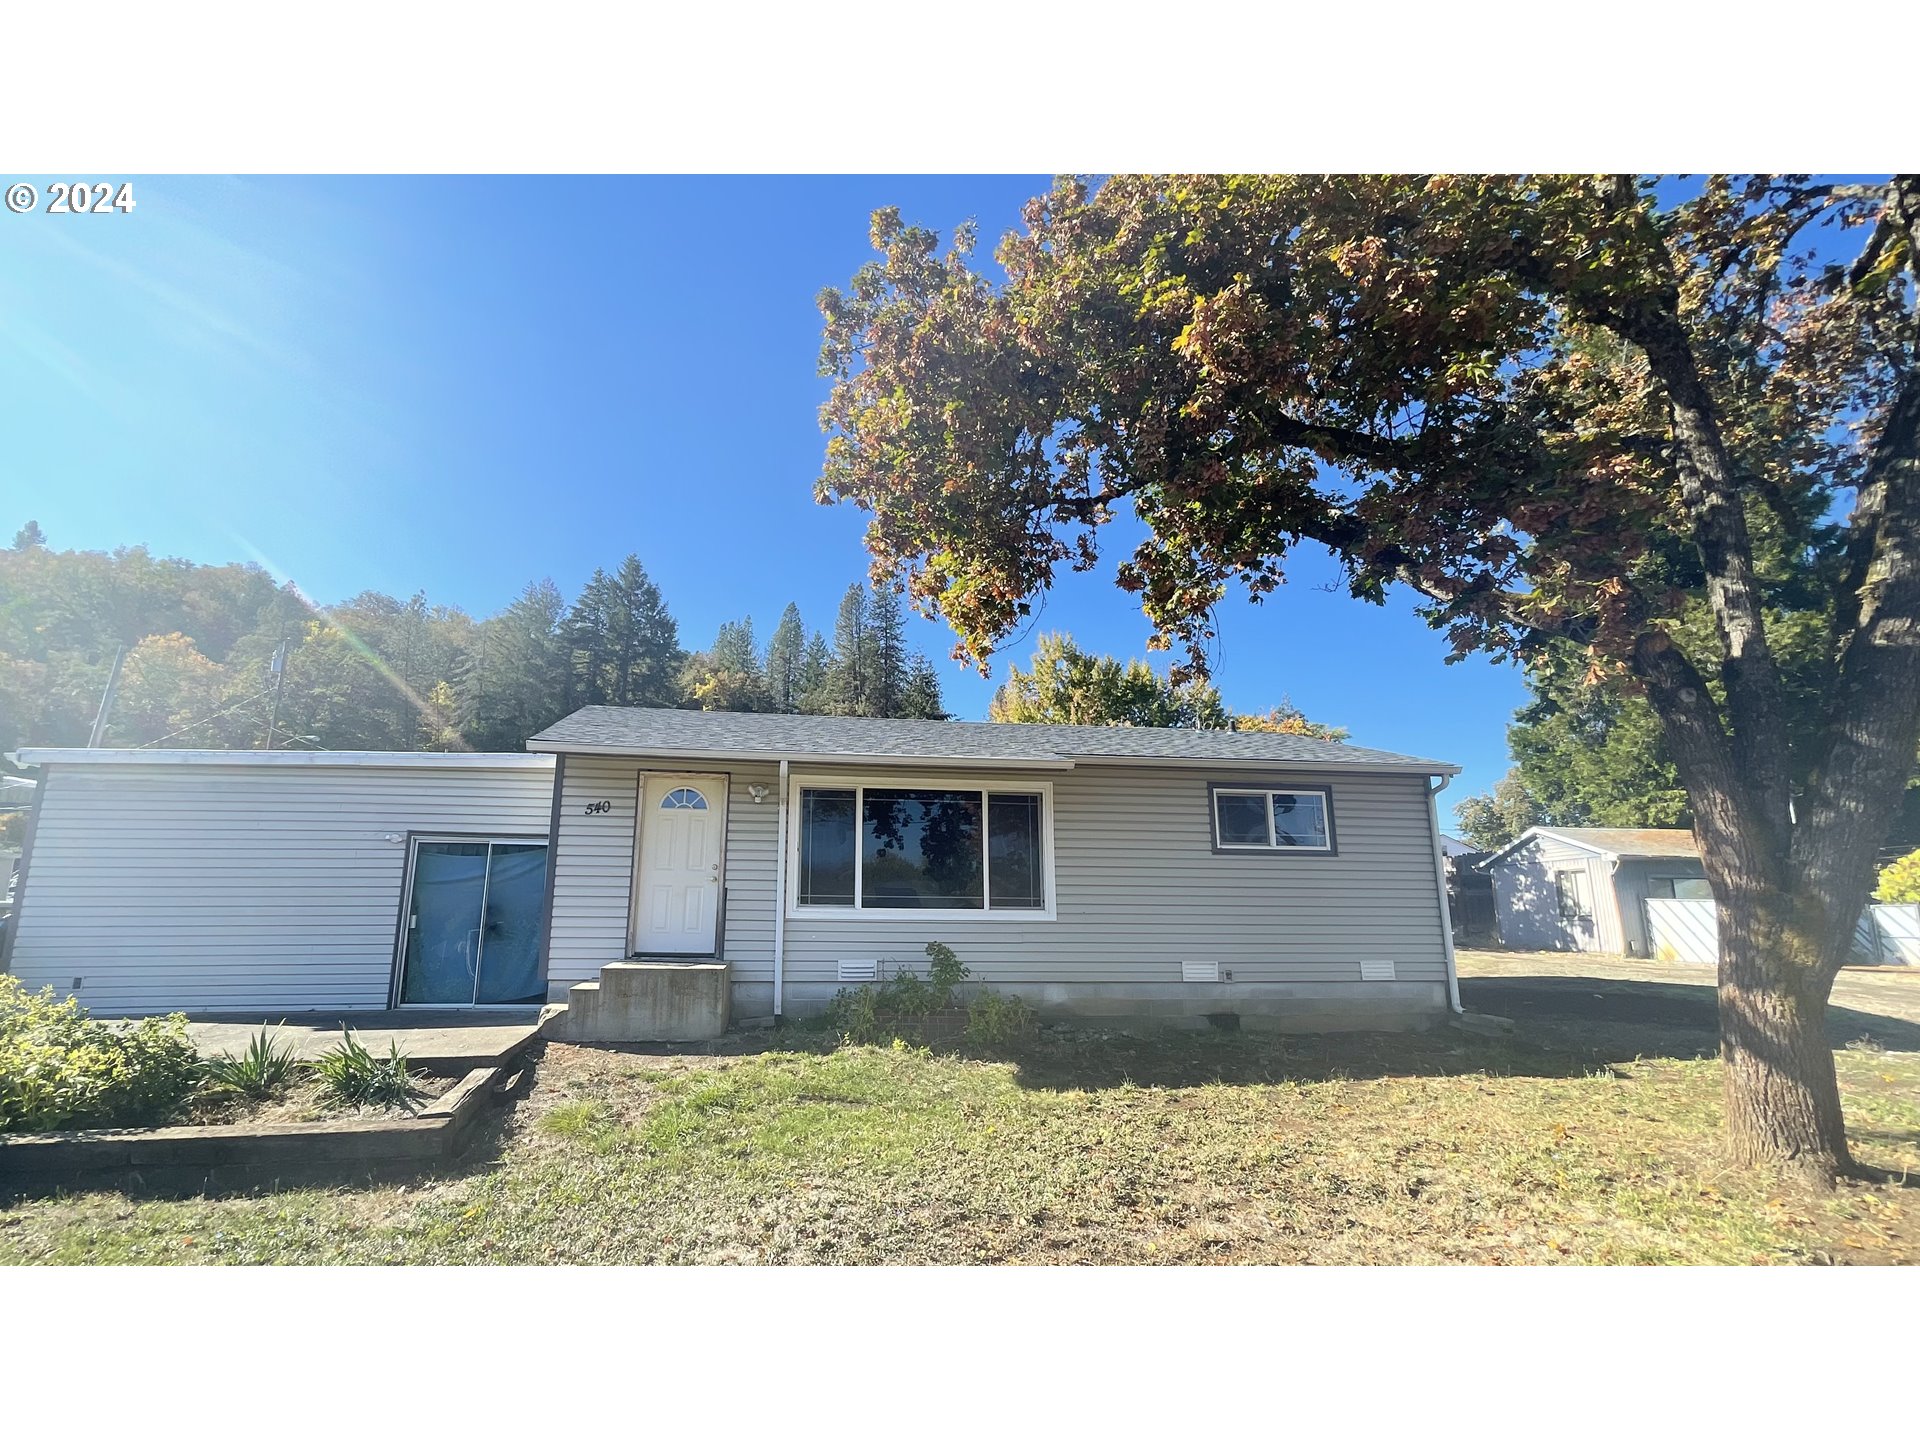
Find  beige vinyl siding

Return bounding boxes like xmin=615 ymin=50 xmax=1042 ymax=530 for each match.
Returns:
xmin=8 ymin=759 xmax=553 ymax=1015
xmin=779 ymin=765 xmax=1448 ymax=987
xmin=546 ymin=757 xmax=778 ymax=987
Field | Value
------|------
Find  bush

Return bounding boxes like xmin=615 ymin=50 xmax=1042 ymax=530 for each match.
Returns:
xmin=822 ymin=944 xmax=1027 ymax=1047
xmin=0 ymin=976 xmax=202 ymax=1133
xmin=204 ymin=1026 xmax=298 ymax=1100
xmin=1876 ymin=847 xmax=1920 ymax=903
xmin=314 ymin=1030 xmax=419 ymax=1110
xmin=965 ymin=987 xmax=1036 ymax=1045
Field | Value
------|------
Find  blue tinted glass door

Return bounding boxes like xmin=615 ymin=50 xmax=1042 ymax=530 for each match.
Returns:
xmin=400 ymin=842 xmax=488 ymax=1004
xmin=474 ymin=843 xmax=549 ymax=1004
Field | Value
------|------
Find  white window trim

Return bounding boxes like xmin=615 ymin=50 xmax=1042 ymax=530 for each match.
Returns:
xmin=1210 ymin=785 xmax=1335 ymax=853
xmin=784 ymin=771 xmax=1057 ymax=921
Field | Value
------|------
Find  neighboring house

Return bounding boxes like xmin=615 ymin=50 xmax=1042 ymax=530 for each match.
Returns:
xmin=4 ymin=708 xmax=1464 ymax=1029
xmin=1480 ymin=825 xmax=1706 ymax=955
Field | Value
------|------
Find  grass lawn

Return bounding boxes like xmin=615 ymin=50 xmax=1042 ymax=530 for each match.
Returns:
xmin=5 ymin=964 xmax=1919 ymax=1265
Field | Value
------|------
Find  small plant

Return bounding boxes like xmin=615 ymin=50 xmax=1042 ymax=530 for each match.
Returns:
xmin=314 ymin=1029 xmax=418 ymax=1110
xmin=965 ymin=987 xmax=1036 ymax=1045
xmin=821 ymin=984 xmax=885 ymax=1044
xmin=204 ymin=1026 xmax=298 ymax=1100
xmin=821 ymin=942 xmax=974 ymax=1043
xmin=924 ymin=941 xmax=968 ymax=999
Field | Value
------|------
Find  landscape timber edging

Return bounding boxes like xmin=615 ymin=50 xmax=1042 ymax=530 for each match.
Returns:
xmin=0 ymin=1065 xmax=502 ymax=1195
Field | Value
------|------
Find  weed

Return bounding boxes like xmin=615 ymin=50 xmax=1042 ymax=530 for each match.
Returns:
xmin=313 ymin=1030 xmax=418 ymax=1110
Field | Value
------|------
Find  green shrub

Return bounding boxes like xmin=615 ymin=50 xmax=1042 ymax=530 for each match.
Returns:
xmin=821 ymin=984 xmax=885 ymax=1044
xmin=0 ymin=975 xmax=203 ymax=1133
xmin=314 ymin=1030 xmax=418 ymax=1110
xmin=204 ymin=1026 xmax=298 ymax=1100
xmin=965 ymin=987 xmax=1036 ymax=1045
xmin=820 ymin=942 xmax=983 ymax=1044
xmin=924 ymin=941 xmax=967 ymax=999
xmin=1876 ymin=847 xmax=1920 ymax=903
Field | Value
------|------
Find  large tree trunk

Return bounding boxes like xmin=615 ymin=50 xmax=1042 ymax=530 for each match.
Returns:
xmin=1713 ymin=885 xmax=1851 ymax=1180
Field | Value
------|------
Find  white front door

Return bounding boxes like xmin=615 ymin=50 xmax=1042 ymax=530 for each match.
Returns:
xmin=632 ymin=773 xmax=727 ymax=955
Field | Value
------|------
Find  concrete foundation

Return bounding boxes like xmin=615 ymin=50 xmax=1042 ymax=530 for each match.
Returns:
xmin=552 ymin=961 xmax=732 ymax=1042
xmin=760 ymin=979 xmax=1449 ymax=1032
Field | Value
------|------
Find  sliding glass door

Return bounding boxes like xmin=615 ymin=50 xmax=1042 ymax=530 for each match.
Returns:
xmin=398 ymin=838 xmax=550 ymax=1006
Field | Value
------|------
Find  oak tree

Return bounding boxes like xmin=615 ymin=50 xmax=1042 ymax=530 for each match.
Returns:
xmin=817 ymin=174 xmax=1920 ymax=1180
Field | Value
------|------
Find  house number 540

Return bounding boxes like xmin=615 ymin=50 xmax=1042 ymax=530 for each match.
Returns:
xmin=583 ymin=800 xmax=612 ymax=815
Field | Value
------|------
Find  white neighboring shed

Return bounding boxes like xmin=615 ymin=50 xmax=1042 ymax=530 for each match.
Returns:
xmin=1481 ymin=825 xmax=1706 ymax=955
xmin=3 ymin=750 xmax=555 ymax=1015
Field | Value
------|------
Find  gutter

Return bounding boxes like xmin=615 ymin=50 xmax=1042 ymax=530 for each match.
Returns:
xmin=1426 ymin=774 xmax=1464 ymax=1014
xmin=771 ymin=759 xmax=789 ymax=1018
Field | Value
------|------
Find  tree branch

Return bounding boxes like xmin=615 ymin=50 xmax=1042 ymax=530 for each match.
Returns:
xmin=1594 ymin=269 xmax=1794 ymax=851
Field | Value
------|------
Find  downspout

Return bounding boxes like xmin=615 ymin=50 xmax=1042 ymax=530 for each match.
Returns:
xmin=1426 ymin=775 xmax=1464 ymax=1014
xmin=771 ymin=758 xmax=789 ymax=1019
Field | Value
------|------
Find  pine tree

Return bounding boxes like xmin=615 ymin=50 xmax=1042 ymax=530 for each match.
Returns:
xmin=711 ymin=617 xmax=760 ymax=674
xmin=798 ymin=630 xmax=832 ymax=713
xmin=560 ymin=567 xmax=616 ymax=708
xmin=681 ymin=617 xmax=774 ymax=711
xmin=866 ymin=583 xmax=909 ymax=717
xmin=457 ymin=579 xmax=566 ymax=748
xmin=900 ymin=654 xmax=948 ymax=719
xmin=824 ymin=582 xmax=870 ymax=715
xmin=11 ymin=520 xmax=46 ymax=551
xmin=765 ymin=602 xmax=805 ymax=712
xmin=561 ymin=556 xmax=683 ymax=709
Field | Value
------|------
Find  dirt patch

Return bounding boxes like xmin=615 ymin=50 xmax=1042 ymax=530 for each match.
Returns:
xmin=181 ymin=1073 xmax=460 ymax=1128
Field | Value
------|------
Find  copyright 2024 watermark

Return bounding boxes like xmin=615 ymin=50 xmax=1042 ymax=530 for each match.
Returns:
xmin=6 ymin=181 xmax=137 ymax=214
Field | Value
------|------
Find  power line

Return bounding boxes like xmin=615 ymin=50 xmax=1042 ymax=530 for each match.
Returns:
xmin=135 ymin=688 xmax=276 ymax=749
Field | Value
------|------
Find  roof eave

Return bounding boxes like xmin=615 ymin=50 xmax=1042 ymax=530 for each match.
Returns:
xmin=15 ymin=748 xmax=555 ymax=770
xmin=526 ymin=738 xmax=1460 ymax=776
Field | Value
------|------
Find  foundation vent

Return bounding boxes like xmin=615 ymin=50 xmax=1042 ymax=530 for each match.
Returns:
xmin=1359 ymin=959 xmax=1397 ymax=982
xmin=838 ymin=957 xmax=879 ymax=983
xmin=1181 ymin=960 xmax=1220 ymax=983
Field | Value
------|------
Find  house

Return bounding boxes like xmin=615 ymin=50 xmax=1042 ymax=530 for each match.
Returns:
xmin=1480 ymin=825 xmax=1706 ymax=955
xmin=3 ymin=708 xmax=1464 ymax=1030
xmin=0 ymin=750 xmax=557 ymax=1013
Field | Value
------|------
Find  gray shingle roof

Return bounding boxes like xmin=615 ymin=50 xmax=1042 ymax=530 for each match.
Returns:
xmin=1479 ymin=825 xmax=1699 ymax=868
xmin=528 ymin=707 xmax=1456 ymax=774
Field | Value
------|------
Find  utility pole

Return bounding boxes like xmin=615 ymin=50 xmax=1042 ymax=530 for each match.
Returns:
xmin=264 ymin=640 xmax=289 ymax=750
xmin=86 ymin=646 xmax=127 ymax=748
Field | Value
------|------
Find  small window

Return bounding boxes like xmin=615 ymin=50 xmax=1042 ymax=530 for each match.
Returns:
xmin=660 ymin=787 xmax=708 ymax=810
xmin=1649 ymin=875 xmax=1711 ymax=900
xmin=1555 ymin=869 xmax=1591 ymax=920
xmin=1211 ymin=786 xmax=1334 ymax=853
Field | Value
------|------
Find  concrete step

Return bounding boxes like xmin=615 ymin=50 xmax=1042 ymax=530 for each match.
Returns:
xmin=555 ymin=962 xmax=730 ymax=1043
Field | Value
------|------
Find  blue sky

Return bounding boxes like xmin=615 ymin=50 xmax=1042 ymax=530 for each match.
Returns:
xmin=0 ymin=175 xmax=1528 ymax=818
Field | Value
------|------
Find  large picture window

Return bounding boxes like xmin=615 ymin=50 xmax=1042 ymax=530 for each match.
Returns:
xmin=791 ymin=779 xmax=1050 ymax=914
xmin=1209 ymin=785 xmax=1336 ymax=853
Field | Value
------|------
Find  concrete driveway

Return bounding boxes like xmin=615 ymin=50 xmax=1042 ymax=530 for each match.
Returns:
xmin=1455 ymin=948 xmax=1920 ymax=1050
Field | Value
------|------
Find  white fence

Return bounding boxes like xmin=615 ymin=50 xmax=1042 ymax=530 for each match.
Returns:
xmin=1644 ymin=898 xmax=1920 ymax=967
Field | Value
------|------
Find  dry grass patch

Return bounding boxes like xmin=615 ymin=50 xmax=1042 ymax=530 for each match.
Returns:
xmin=5 ymin=1021 xmax=1916 ymax=1265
